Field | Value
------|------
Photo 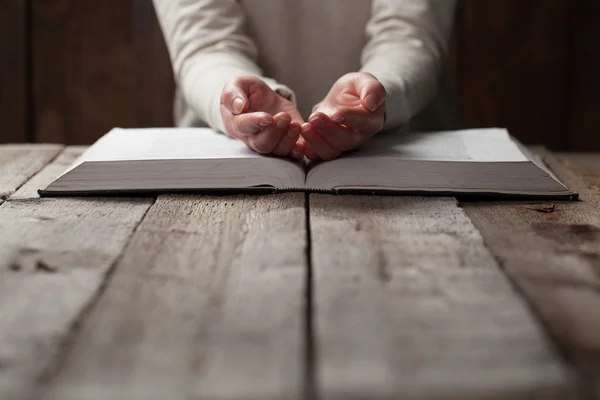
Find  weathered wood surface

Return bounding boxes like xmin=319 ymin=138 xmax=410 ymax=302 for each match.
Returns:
xmin=0 ymin=150 xmax=154 ymax=400
xmin=461 ymin=151 xmax=600 ymax=397
xmin=309 ymin=195 xmax=577 ymax=400
xmin=0 ymin=145 xmax=63 ymax=202
xmin=2 ymin=145 xmax=600 ymax=400
xmin=12 ymin=146 xmax=86 ymax=199
xmin=41 ymin=194 xmax=307 ymax=400
xmin=558 ymin=153 xmax=600 ymax=175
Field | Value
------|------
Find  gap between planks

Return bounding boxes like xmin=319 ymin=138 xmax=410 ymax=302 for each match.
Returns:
xmin=2 ymin=145 xmax=597 ymax=400
xmin=0 ymin=146 xmax=156 ymax=400
xmin=0 ymin=144 xmax=63 ymax=204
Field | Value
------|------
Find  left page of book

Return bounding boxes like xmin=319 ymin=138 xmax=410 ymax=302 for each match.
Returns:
xmin=42 ymin=128 xmax=306 ymax=194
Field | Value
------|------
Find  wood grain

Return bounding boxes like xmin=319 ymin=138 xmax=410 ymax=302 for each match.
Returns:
xmin=31 ymin=0 xmax=138 ymax=144
xmin=41 ymin=194 xmax=306 ymax=400
xmin=132 ymin=0 xmax=175 ymax=128
xmin=557 ymin=153 xmax=600 ymax=175
xmin=452 ymin=0 xmax=571 ymax=149
xmin=12 ymin=146 xmax=86 ymax=200
xmin=461 ymin=151 xmax=600 ymax=396
xmin=0 ymin=144 xmax=63 ymax=201
xmin=310 ymin=195 xmax=576 ymax=400
xmin=0 ymin=147 xmax=153 ymax=400
xmin=568 ymin=0 xmax=600 ymax=151
xmin=31 ymin=0 xmax=175 ymax=144
xmin=0 ymin=0 xmax=29 ymax=143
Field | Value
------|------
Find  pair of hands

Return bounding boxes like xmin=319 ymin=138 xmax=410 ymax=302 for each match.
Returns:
xmin=220 ymin=73 xmax=386 ymax=160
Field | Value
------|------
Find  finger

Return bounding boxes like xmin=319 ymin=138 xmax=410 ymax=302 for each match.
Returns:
xmin=329 ymin=105 xmax=385 ymax=135
xmin=249 ymin=112 xmax=291 ymax=154
xmin=233 ymin=111 xmax=274 ymax=136
xmin=221 ymin=79 xmax=252 ymax=115
xmin=305 ymin=145 xmax=319 ymax=161
xmin=272 ymin=122 xmax=301 ymax=157
xmin=297 ymin=136 xmax=319 ymax=160
xmin=355 ymin=73 xmax=386 ymax=112
xmin=308 ymin=112 xmax=363 ymax=152
xmin=291 ymin=137 xmax=307 ymax=159
xmin=300 ymin=123 xmax=341 ymax=161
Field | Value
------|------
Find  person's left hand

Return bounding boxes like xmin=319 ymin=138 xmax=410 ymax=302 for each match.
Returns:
xmin=299 ymin=72 xmax=386 ymax=161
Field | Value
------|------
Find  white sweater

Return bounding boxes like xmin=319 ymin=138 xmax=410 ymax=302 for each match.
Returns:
xmin=153 ymin=0 xmax=457 ymax=133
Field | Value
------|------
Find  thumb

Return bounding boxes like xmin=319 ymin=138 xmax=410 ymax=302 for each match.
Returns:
xmin=221 ymin=78 xmax=253 ymax=115
xmin=356 ymin=74 xmax=386 ymax=112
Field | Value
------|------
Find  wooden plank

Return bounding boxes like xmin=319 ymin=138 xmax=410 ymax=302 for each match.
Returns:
xmin=12 ymin=146 xmax=86 ymax=200
xmin=31 ymin=0 xmax=176 ymax=144
xmin=0 ymin=145 xmax=63 ymax=202
xmin=0 ymin=0 xmax=29 ymax=143
xmin=310 ymin=195 xmax=577 ymax=399
xmin=132 ymin=0 xmax=175 ymax=128
xmin=0 ymin=157 xmax=153 ymax=399
xmin=461 ymin=151 xmax=600 ymax=396
xmin=569 ymin=0 xmax=600 ymax=151
xmin=40 ymin=194 xmax=306 ymax=400
xmin=31 ymin=0 xmax=138 ymax=144
xmin=453 ymin=0 xmax=571 ymax=149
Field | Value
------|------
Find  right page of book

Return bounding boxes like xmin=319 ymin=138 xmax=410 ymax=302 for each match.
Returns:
xmin=305 ymin=128 xmax=573 ymax=197
xmin=339 ymin=128 xmax=529 ymax=162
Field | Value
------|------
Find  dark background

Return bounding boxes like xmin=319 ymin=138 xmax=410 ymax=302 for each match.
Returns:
xmin=1 ymin=0 xmax=599 ymax=150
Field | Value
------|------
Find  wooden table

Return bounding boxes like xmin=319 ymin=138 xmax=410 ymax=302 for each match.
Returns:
xmin=1 ymin=145 xmax=599 ymax=400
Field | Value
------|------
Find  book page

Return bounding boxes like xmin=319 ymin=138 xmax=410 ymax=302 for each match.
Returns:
xmin=336 ymin=128 xmax=529 ymax=162
xmin=64 ymin=127 xmax=278 ymax=176
xmin=55 ymin=127 xmax=306 ymax=189
xmin=305 ymin=128 xmax=550 ymax=192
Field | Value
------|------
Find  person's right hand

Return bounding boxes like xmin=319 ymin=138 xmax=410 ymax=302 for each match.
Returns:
xmin=220 ymin=76 xmax=304 ymax=158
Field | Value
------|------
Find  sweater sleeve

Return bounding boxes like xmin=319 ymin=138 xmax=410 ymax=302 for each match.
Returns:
xmin=360 ymin=0 xmax=457 ymax=130
xmin=152 ymin=0 xmax=296 ymax=133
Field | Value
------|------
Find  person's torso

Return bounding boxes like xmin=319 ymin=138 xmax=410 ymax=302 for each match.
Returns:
xmin=240 ymin=0 xmax=373 ymax=117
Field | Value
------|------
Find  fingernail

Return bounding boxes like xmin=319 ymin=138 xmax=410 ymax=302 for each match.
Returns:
xmin=364 ymin=94 xmax=380 ymax=112
xmin=331 ymin=114 xmax=344 ymax=124
xmin=276 ymin=118 xmax=291 ymax=129
xmin=259 ymin=118 xmax=272 ymax=127
xmin=232 ymin=97 xmax=245 ymax=114
xmin=292 ymin=147 xmax=303 ymax=158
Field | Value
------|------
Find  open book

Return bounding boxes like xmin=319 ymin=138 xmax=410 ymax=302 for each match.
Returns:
xmin=39 ymin=127 xmax=577 ymax=199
